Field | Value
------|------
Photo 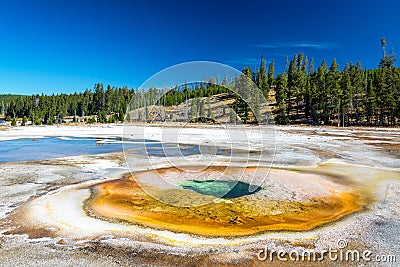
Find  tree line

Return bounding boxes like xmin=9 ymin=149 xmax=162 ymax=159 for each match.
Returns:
xmin=2 ymin=84 xmax=132 ymax=125
xmin=232 ymin=38 xmax=400 ymax=126
xmin=272 ymin=38 xmax=400 ymax=126
xmin=1 ymin=81 xmax=230 ymax=125
xmin=1 ymin=38 xmax=399 ymax=127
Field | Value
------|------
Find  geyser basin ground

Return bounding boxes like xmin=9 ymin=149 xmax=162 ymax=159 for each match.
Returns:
xmin=1 ymin=125 xmax=399 ymax=266
xmin=86 ymin=166 xmax=366 ymax=237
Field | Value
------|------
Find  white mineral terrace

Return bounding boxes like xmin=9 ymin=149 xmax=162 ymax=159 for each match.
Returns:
xmin=0 ymin=124 xmax=399 ymax=266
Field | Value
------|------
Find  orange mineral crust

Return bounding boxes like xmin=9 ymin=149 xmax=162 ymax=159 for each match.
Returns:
xmin=86 ymin=167 xmax=366 ymax=237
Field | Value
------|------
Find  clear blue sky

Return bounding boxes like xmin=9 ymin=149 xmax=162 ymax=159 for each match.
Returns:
xmin=0 ymin=0 xmax=399 ymax=95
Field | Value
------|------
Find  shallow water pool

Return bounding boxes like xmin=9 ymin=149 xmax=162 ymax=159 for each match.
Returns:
xmin=0 ymin=137 xmax=160 ymax=162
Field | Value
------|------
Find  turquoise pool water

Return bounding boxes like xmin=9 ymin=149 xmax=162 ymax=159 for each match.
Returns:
xmin=180 ymin=180 xmax=262 ymax=198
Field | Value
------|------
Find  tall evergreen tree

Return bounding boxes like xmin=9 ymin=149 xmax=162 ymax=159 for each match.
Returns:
xmin=274 ymin=73 xmax=289 ymax=124
xmin=257 ymin=55 xmax=269 ymax=97
xmin=268 ymin=60 xmax=275 ymax=87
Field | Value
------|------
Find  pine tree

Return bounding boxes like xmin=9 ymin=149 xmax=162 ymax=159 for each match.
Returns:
xmin=268 ymin=60 xmax=275 ymax=87
xmin=364 ymin=77 xmax=377 ymax=125
xmin=257 ymin=55 xmax=269 ymax=97
xmin=287 ymin=56 xmax=296 ymax=118
xmin=295 ymin=53 xmax=307 ymax=116
xmin=207 ymin=98 xmax=212 ymax=119
xmin=190 ymin=99 xmax=196 ymax=119
xmin=199 ymin=99 xmax=205 ymax=119
xmin=235 ymin=67 xmax=253 ymax=123
xmin=326 ymin=59 xmax=341 ymax=125
xmin=229 ymin=108 xmax=236 ymax=124
xmin=274 ymin=73 xmax=289 ymax=124
xmin=378 ymin=38 xmax=398 ymax=125
xmin=316 ymin=59 xmax=328 ymax=124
